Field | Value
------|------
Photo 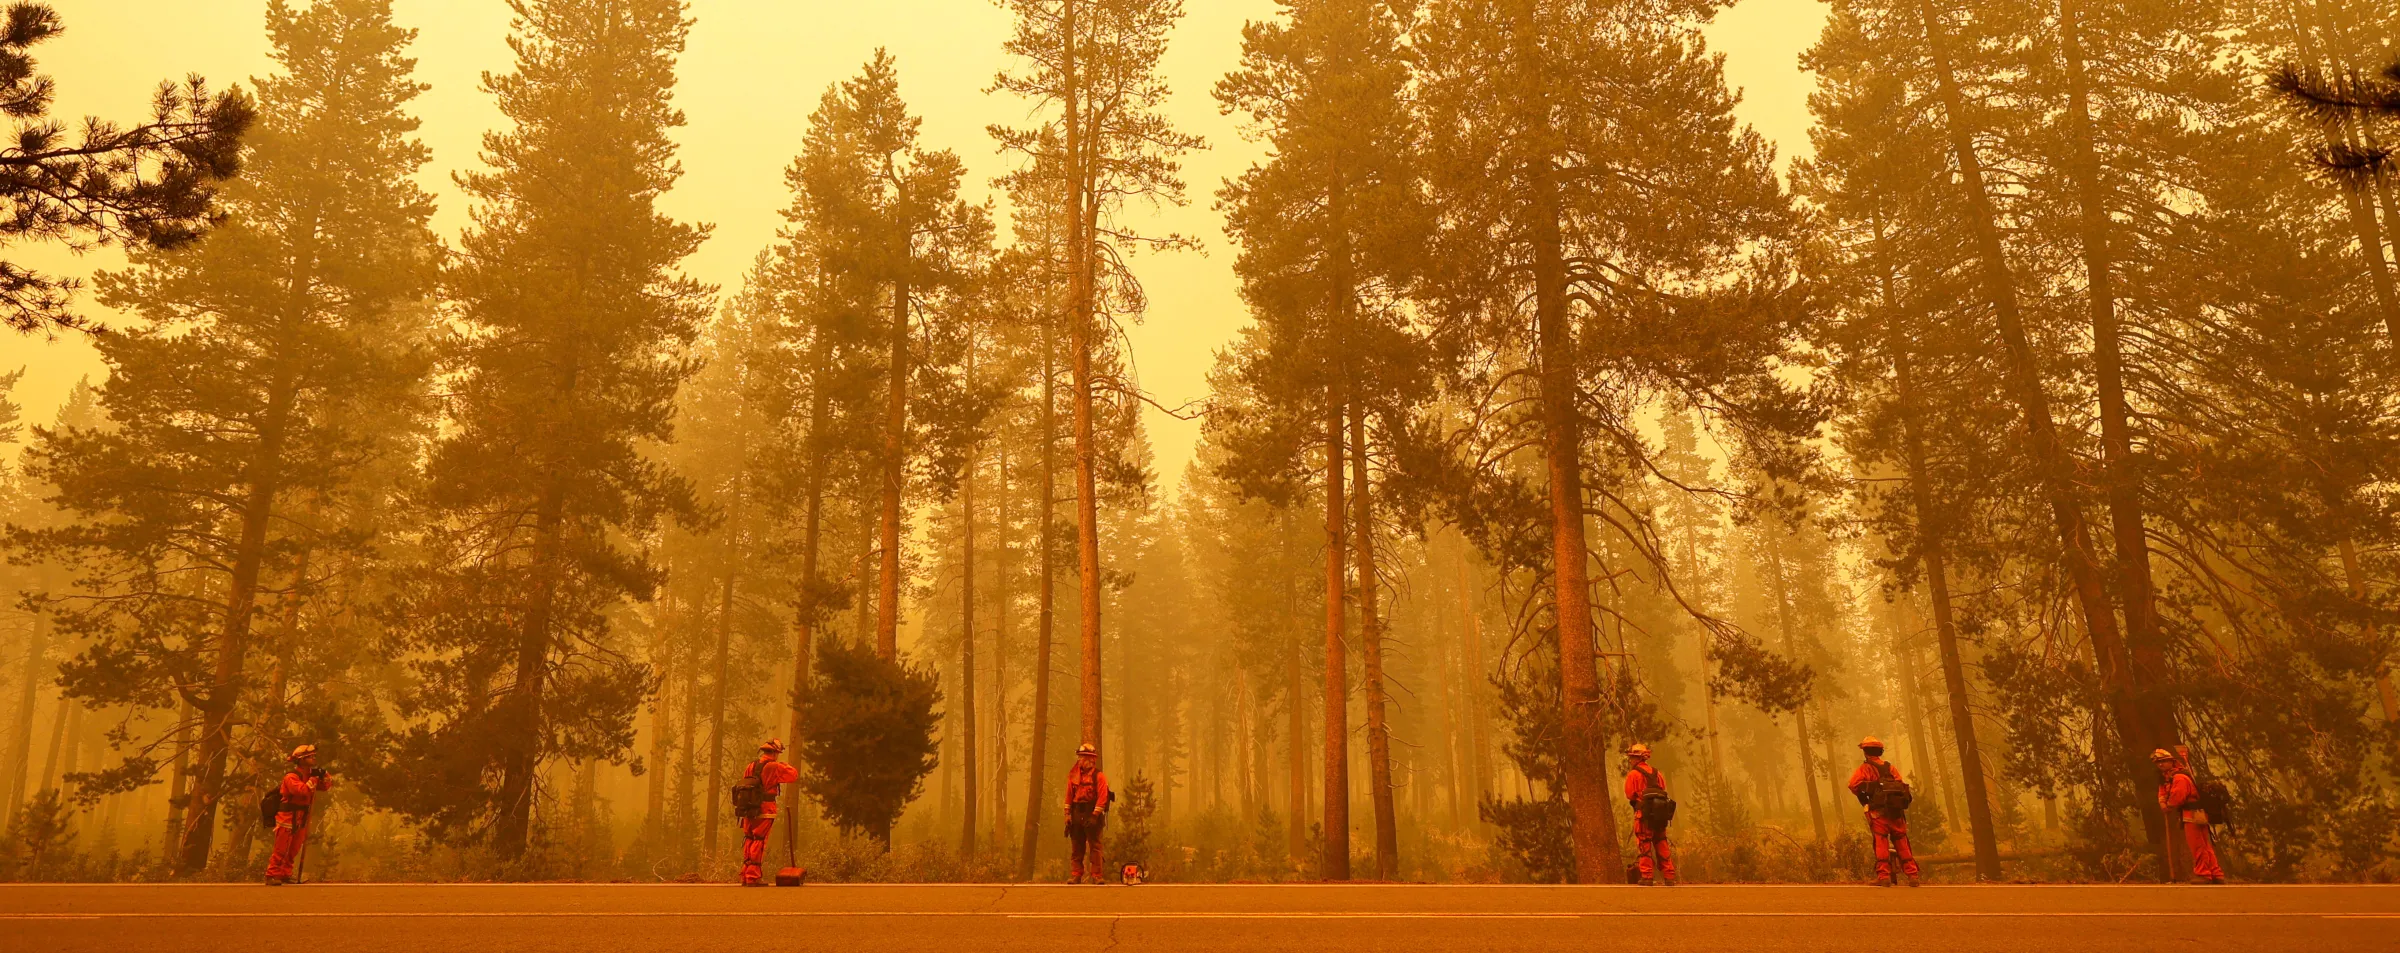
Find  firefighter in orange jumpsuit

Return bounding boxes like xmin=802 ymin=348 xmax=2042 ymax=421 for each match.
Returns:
xmin=264 ymin=745 xmax=330 ymax=886
xmin=1845 ymin=736 xmax=1920 ymax=887
xmin=1622 ymin=743 xmax=1676 ymax=885
xmin=739 ymin=739 xmax=801 ymax=886
xmin=1062 ymin=743 xmax=1111 ymax=884
xmin=2152 ymin=749 xmax=2225 ymax=884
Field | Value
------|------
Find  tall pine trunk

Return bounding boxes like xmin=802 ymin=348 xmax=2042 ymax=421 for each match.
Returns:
xmin=876 ymin=276 xmax=910 ymax=662
xmin=992 ymin=436 xmax=1012 ymax=854
xmin=4 ymin=615 xmax=45 ymax=826
xmin=182 ymin=371 xmax=296 ymax=874
xmin=703 ymin=556 xmax=737 ymax=864
xmin=1285 ymin=511 xmax=1308 ymax=865
xmin=2337 ymin=540 xmax=2398 ymax=722
xmin=2058 ymin=0 xmax=2178 ymax=777
xmin=961 ymin=424 xmax=980 ymax=857
xmin=677 ymin=630 xmax=701 ymax=867
xmin=1763 ymin=537 xmax=1827 ymax=844
xmin=163 ymin=695 xmax=191 ymax=854
xmin=1530 ymin=161 xmax=1622 ymax=881
xmin=786 ymin=315 xmax=833 ymax=863
xmin=1061 ymin=0 xmax=1106 ymax=754
xmin=1455 ymin=553 xmax=1489 ymax=829
xmin=1320 ymin=403 xmax=1351 ymax=881
xmin=1016 ymin=302 xmax=1060 ymax=880
xmin=1877 ymin=217 xmax=2003 ymax=879
xmin=646 ymin=589 xmax=673 ymax=851
xmin=1350 ymin=410 xmax=1397 ymax=879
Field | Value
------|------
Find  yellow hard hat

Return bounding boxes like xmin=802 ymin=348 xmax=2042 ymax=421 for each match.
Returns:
xmin=759 ymin=738 xmax=786 ymax=754
xmin=2149 ymin=748 xmax=2177 ymax=762
xmin=1625 ymin=743 xmax=1652 ymax=758
xmin=1858 ymin=736 xmax=1885 ymax=751
xmin=288 ymin=744 xmax=317 ymax=762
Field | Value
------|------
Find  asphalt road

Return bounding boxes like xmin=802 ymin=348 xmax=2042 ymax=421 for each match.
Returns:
xmin=2 ymin=882 xmax=2392 ymax=952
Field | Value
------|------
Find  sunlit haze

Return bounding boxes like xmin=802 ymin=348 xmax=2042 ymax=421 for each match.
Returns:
xmin=4 ymin=0 xmax=1827 ymax=490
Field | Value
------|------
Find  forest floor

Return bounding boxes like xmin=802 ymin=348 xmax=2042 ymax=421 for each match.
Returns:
xmin=0 ymin=881 xmax=2390 ymax=952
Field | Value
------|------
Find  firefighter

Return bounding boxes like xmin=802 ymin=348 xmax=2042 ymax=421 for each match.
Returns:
xmin=1846 ymin=736 xmax=1920 ymax=887
xmin=2152 ymin=749 xmax=2225 ymax=884
xmin=263 ymin=745 xmax=330 ymax=886
xmin=1622 ymin=743 xmax=1676 ymax=885
xmin=739 ymin=739 xmax=801 ymax=887
xmin=1062 ymin=743 xmax=1112 ymax=884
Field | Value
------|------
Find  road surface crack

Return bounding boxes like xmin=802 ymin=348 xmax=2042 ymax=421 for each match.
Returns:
xmin=1104 ymin=915 xmax=1121 ymax=952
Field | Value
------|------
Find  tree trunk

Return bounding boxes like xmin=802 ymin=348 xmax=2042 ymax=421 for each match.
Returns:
xmin=1912 ymin=0 xmax=2164 ymax=872
xmin=961 ymin=428 xmax=980 ymax=857
xmin=1530 ymin=159 xmax=1621 ymax=882
xmin=787 ymin=289 xmax=835 ymax=864
xmin=4 ymin=614 xmax=45 ymax=826
xmin=992 ymin=434 xmax=1012 ymax=855
xmin=163 ymin=695 xmax=192 ymax=855
xmin=179 ymin=370 xmax=297 ymax=874
xmin=1455 ymin=554 xmax=1489 ymax=828
xmin=677 ymin=629 xmax=701 ymax=867
xmin=1820 ymin=698 xmax=1848 ymax=831
xmin=37 ymin=693 xmax=67 ymax=796
xmin=1017 ymin=299 xmax=1061 ymax=880
xmin=1060 ymin=0 xmax=1105 ymax=754
xmin=1320 ymin=403 xmax=1351 ymax=881
xmin=1878 ymin=212 xmax=2004 ymax=879
xmin=1349 ymin=410 xmax=1397 ymax=879
xmin=1679 ymin=516 xmax=1726 ymax=779
xmin=1285 ymin=511 xmax=1308 ymax=866
xmin=2059 ymin=0 xmax=2178 ymax=777
xmin=1889 ymin=607 xmax=1932 ymax=803
xmin=2371 ymin=176 xmax=2400 ymax=342
xmin=1437 ymin=566 xmax=1465 ymax=829
xmin=2337 ymin=539 xmax=2397 ymax=723
xmin=1762 ymin=536 xmax=1827 ymax=844
xmin=492 ymin=474 xmax=568 ymax=860
xmin=646 ymin=589 xmax=672 ymax=850
xmin=876 ymin=275 xmax=911 ymax=662
xmin=703 ymin=556 xmax=737 ymax=865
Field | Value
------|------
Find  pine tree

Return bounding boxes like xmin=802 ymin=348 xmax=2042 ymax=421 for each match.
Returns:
xmin=395 ymin=0 xmax=708 ymax=860
xmin=1414 ymin=0 xmax=1815 ymax=882
xmin=995 ymin=0 xmax=1203 ymax=754
xmin=12 ymin=0 xmax=433 ymax=875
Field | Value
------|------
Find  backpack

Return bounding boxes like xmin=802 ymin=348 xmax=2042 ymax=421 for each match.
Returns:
xmin=2189 ymin=774 xmax=2233 ymax=828
xmin=257 ymin=784 xmax=284 ymax=829
xmin=1634 ymin=765 xmax=1677 ymax=829
xmin=731 ymin=760 xmax=773 ymax=821
xmin=1868 ymin=762 xmax=1913 ymax=818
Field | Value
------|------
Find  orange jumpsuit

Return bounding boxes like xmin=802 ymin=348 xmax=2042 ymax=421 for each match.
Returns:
xmin=740 ymin=757 xmax=801 ymax=885
xmin=1846 ymin=759 xmax=1918 ymax=881
xmin=2159 ymin=772 xmax=2223 ymax=881
xmin=265 ymin=768 xmax=329 ymax=881
xmin=1623 ymin=763 xmax=1675 ymax=881
xmin=1063 ymin=762 xmax=1112 ymax=881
